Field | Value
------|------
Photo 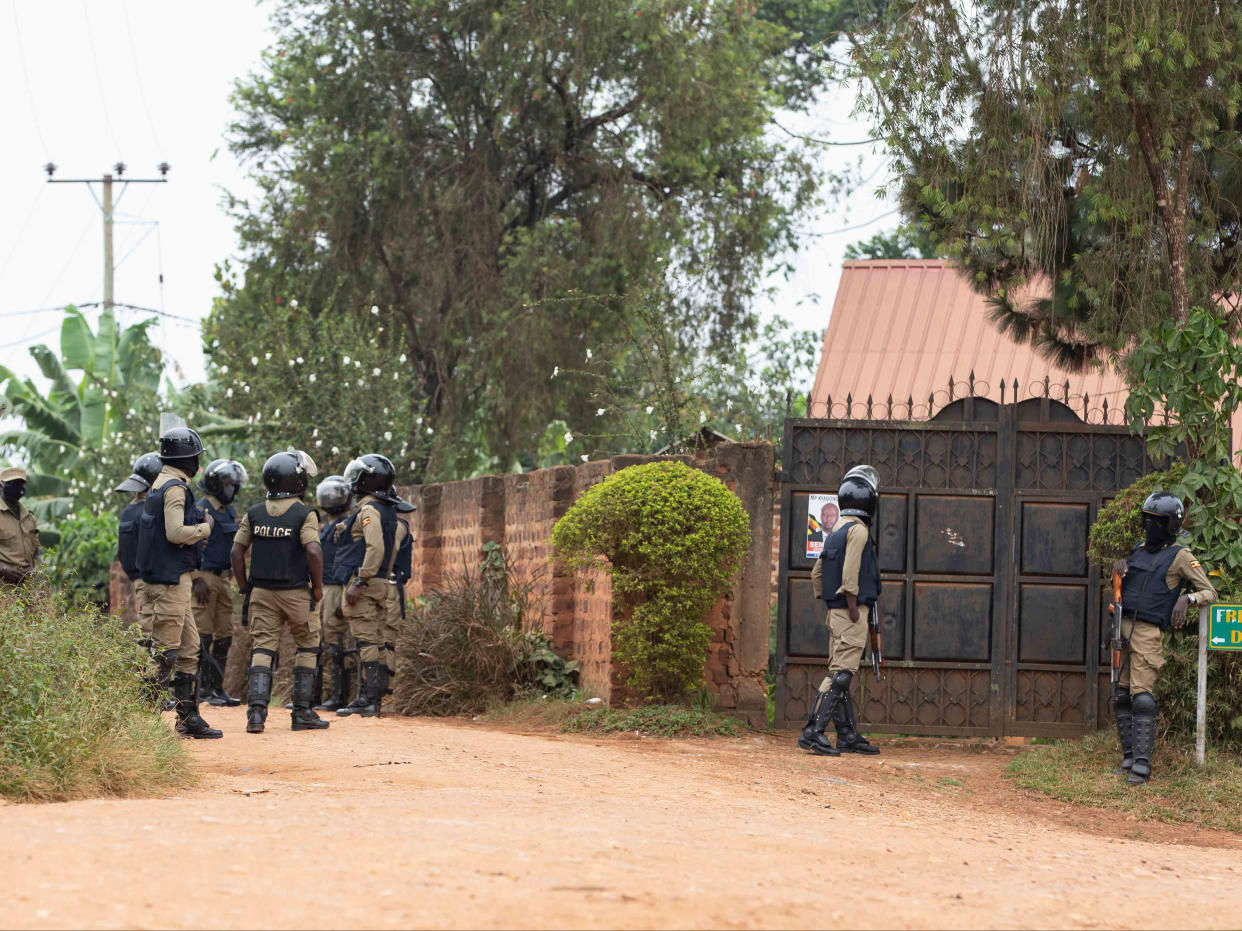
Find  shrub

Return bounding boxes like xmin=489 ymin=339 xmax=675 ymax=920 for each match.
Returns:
xmin=0 ymin=582 xmax=194 ymax=801
xmin=43 ymin=513 xmax=118 ymax=609
xmin=551 ymin=460 xmax=751 ymax=702
xmin=1086 ymin=463 xmax=1187 ymax=568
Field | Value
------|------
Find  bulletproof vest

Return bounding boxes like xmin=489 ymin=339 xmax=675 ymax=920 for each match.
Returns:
xmin=320 ymin=515 xmax=354 ymax=586
xmin=820 ymin=521 xmax=881 ymax=608
xmin=136 ymin=480 xmax=204 ymax=585
xmin=117 ymin=498 xmax=144 ymax=580
xmin=197 ymin=497 xmax=238 ymax=571
xmin=1121 ymin=543 xmax=1183 ymax=630
xmin=370 ymin=498 xmax=400 ymax=578
xmin=392 ymin=529 xmax=413 ymax=585
xmin=246 ymin=501 xmax=312 ymax=590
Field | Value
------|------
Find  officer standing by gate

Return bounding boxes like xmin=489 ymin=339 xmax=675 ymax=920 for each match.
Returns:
xmin=1112 ymin=492 xmax=1216 ymax=785
xmin=314 ymin=475 xmax=356 ymax=712
xmin=229 ymin=449 xmax=328 ymax=734
xmin=798 ymin=464 xmax=882 ymax=757
xmin=135 ymin=425 xmax=221 ymax=739
xmin=193 ymin=459 xmax=247 ymax=707
xmin=115 ymin=452 xmax=162 ymax=644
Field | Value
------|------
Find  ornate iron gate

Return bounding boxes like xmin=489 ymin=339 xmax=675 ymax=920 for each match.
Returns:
xmin=775 ymin=389 xmax=1162 ymax=737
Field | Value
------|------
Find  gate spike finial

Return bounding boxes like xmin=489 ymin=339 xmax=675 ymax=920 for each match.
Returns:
xmin=1013 ymin=378 xmax=1019 ymax=400
xmin=846 ymin=392 xmax=853 ymax=418
xmin=1000 ymin=379 xmax=1006 ymax=404
xmin=1043 ymin=374 xmax=1051 ymax=397
xmin=886 ymin=394 xmax=894 ymax=420
xmin=866 ymin=394 xmax=873 ymax=418
xmin=969 ymin=369 xmax=976 ymax=395
xmin=1083 ymin=392 xmax=1090 ymax=419
xmin=929 ymin=391 xmax=936 ymax=417
xmin=907 ymin=395 xmax=914 ymax=421
xmin=1063 ymin=379 xmax=1071 ymax=404
xmin=948 ymin=374 xmax=955 ymax=402
xmin=1102 ymin=397 xmax=1109 ymax=421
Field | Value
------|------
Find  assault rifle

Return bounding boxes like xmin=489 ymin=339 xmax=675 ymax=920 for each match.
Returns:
xmin=869 ymin=600 xmax=884 ymax=681
xmin=1109 ymin=571 xmax=1126 ymax=690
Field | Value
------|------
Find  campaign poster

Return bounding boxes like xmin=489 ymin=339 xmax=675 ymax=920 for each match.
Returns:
xmin=805 ymin=493 xmax=840 ymax=559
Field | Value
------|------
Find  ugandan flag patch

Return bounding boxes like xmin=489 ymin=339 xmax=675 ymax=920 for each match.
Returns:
xmin=1190 ymin=559 xmax=1201 ymax=568
xmin=361 ymin=516 xmax=372 ymax=527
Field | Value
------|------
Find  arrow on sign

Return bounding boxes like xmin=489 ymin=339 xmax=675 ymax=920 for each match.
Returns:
xmin=1212 ymin=636 xmax=1227 ymax=644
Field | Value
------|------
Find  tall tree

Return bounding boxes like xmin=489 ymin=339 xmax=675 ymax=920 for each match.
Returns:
xmin=210 ymin=0 xmax=825 ymax=481
xmin=847 ymin=0 xmax=1242 ymax=368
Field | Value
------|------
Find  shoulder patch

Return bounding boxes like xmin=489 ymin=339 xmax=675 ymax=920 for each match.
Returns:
xmin=361 ymin=516 xmax=372 ymax=527
xmin=1190 ymin=559 xmax=1201 ymax=568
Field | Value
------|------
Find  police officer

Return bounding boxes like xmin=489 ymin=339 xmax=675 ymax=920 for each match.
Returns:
xmin=383 ymin=495 xmax=416 ymax=697
xmin=0 ymin=466 xmax=39 ymax=584
xmin=115 ymin=452 xmax=163 ymax=645
xmin=798 ymin=464 xmax=882 ymax=756
xmin=336 ymin=454 xmax=408 ymax=718
xmin=230 ymin=449 xmax=328 ymax=734
xmin=135 ymin=426 xmax=222 ymax=739
xmin=192 ymin=459 xmax=248 ymax=707
xmin=314 ymin=475 xmax=356 ymax=712
xmin=1112 ymin=492 xmax=1216 ymax=785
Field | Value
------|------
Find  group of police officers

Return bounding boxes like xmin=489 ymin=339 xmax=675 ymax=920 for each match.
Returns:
xmin=0 ymin=426 xmax=1221 ymax=784
xmin=111 ymin=424 xmax=413 ymax=738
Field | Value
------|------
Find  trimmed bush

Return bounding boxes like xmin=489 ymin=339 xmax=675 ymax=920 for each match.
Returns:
xmin=0 ymin=582 xmax=194 ymax=801
xmin=552 ymin=460 xmax=751 ymax=702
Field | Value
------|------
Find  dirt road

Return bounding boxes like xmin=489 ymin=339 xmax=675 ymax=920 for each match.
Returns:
xmin=3 ymin=709 xmax=1240 ymax=930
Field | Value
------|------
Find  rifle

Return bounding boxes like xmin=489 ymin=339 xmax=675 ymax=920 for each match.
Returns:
xmin=241 ymin=589 xmax=252 ymax=628
xmin=868 ymin=600 xmax=884 ymax=681
xmin=1109 ymin=571 xmax=1126 ymax=690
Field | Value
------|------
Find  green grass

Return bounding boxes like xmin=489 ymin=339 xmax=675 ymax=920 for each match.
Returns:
xmin=1007 ymin=732 xmax=1242 ymax=833
xmin=562 ymin=704 xmax=745 ymax=738
xmin=0 ymin=582 xmax=196 ymax=801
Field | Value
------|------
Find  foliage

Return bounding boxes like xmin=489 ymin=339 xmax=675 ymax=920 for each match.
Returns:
xmin=562 ymin=704 xmax=745 ymax=738
xmin=42 ymin=514 xmax=118 ymax=610
xmin=1007 ymin=733 xmax=1242 ymax=834
xmin=0 ymin=582 xmax=194 ymax=801
xmin=1087 ymin=464 xmax=1188 ymax=568
xmin=393 ymin=546 xmax=577 ymax=716
xmin=849 ymin=1 xmax=1242 ymax=369
xmin=843 ymin=223 xmax=944 ymax=261
xmin=212 ymin=0 xmax=826 ymax=481
xmin=552 ymin=461 xmax=751 ymax=701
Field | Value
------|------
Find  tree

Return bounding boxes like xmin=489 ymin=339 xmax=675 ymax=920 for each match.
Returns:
xmin=210 ymin=0 xmax=825 ymax=481
xmin=848 ymin=1 xmax=1242 ymax=368
xmin=843 ymin=223 xmax=944 ymax=261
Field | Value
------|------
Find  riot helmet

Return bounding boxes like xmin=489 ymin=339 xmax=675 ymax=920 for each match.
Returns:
xmin=115 ymin=451 xmax=162 ymax=494
xmin=344 ymin=454 xmax=396 ymax=496
xmin=838 ymin=463 xmax=879 ymax=523
xmin=262 ymin=449 xmax=319 ymax=500
xmin=1141 ymin=492 xmax=1184 ymax=545
xmin=200 ymin=459 xmax=248 ymax=504
xmin=316 ymin=475 xmax=353 ymax=514
xmin=158 ymin=426 xmax=205 ymax=460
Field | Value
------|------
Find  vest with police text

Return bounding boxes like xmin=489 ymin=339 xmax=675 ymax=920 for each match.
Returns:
xmin=1121 ymin=543 xmax=1183 ymax=630
xmin=197 ymin=497 xmax=238 ymax=571
xmin=118 ymin=498 xmax=144 ymax=580
xmin=820 ymin=522 xmax=881 ymax=608
xmin=137 ymin=480 xmax=204 ymax=584
xmin=246 ymin=501 xmax=311 ymax=590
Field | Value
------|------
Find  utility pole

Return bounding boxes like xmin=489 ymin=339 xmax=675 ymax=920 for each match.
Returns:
xmin=45 ymin=162 xmax=169 ymax=315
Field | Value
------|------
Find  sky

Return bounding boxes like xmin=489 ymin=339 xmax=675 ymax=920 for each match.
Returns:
xmin=0 ymin=0 xmax=896 ymax=390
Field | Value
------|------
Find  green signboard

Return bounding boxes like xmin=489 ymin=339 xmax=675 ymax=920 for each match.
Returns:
xmin=1208 ymin=604 xmax=1242 ymax=652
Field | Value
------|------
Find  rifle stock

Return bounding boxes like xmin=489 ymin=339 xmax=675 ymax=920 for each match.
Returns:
xmin=1110 ymin=571 xmax=1124 ymax=690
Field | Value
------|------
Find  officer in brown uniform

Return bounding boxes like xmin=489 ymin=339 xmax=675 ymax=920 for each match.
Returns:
xmin=230 ymin=449 xmax=328 ymax=733
xmin=135 ymin=426 xmax=221 ymax=739
xmin=336 ymin=454 xmax=408 ymax=718
xmin=799 ymin=464 xmax=881 ymax=756
xmin=0 ymin=467 xmax=39 ymax=584
xmin=314 ymin=475 xmax=356 ymax=711
xmin=192 ymin=459 xmax=247 ymax=708
xmin=1112 ymin=492 xmax=1216 ymax=785
xmin=115 ymin=452 xmax=163 ymax=642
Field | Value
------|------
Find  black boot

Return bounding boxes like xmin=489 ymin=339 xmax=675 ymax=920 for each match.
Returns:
xmin=336 ymin=645 xmax=373 ymax=715
xmin=172 ymin=671 xmax=223 ymax=739
xmin=1128 ymin=692 xmax=1157 ymax=785
xmin=318 ymin=644 xmax=347 ymax=711
xmin=207 ymin=636 xmax=241 ymax=706
xmin=1113 ymin=688 xmax=1135 ymax=774
xmin=197 ymin=633 xmax=214 ymax=699
xmin=834 ymin=688 xmax=880 ymax=754
xmin=292 ymin=666 xmax=330 ymax=731
xmin=246 ymin=663 xmax=273 ymax=734
xmin=338 ymin=662 xmax=383 ymax=717
xmin=148 ymin=648 xmax=179 ymax=712
xmin=796 ymin=689 xmax=841 ymax=756
xmin=311 ymin=655 xmax=325 ymax=710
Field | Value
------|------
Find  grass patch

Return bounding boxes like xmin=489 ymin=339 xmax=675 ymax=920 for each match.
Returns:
xmin=0 ymin=582 xmax=195 ymax=802
xmin=483 ymin=694 xmax=594 ymax=729
xmin=562 ymin=704 xmax=746 ymax=738
xmin=1007 ymin=732 xmax=1242 ymax=833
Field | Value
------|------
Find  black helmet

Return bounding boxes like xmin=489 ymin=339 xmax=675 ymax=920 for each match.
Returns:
xmin=344 ymin=454 xmax=396 ymax=495
xmin=1141 ymin=492 xmax=1185 ymax=535
xmin=159 ymin=426 xmax=205 ymax=460
xmin=316 ymin=475 xmax=352 ymax=514
xmin=115 ymin=451 xmax=162 ymax=494
xmin=262 ymin=449 xmax=319 ymax=499
xmin=200 ymin=459 xmax=248 ymax=504
xmin=838 ymin=463 xmax=879 ymax=523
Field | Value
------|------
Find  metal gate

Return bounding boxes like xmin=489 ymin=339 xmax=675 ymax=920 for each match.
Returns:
xmin=775 ymin=389 xmax=1163 ymax=737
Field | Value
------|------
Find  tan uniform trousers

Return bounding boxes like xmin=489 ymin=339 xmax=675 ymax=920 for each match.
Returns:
xmin=818 ymin=605 xmax=869 ymax=690
xmin=1119 ymin=617 xmax=1164 ymax=696
xmin=192 ymin=570 xmax=236 ymax=639
xmin=131 ymin=579 xmax=155 ymax=638
xmin=382 ymin=583 xmax=403 ymax=675
xmin=147 ymin=576 xmax=201 ymax=675
xmin=248 ymin=587 xmax=321 ymax=670
xmin=342 ymin=577 xmax=391 ymax=665
xmin=319 ymin=585 xmax=350 ymax=644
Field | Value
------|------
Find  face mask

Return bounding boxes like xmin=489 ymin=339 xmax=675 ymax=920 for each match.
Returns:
xmin=2 ymin=481 xmax=26 ymax=501
xmin=1143 ymin=519 xmax=1171 ymax=551
xmin=218 ymin=482 xmax=237 ymax=505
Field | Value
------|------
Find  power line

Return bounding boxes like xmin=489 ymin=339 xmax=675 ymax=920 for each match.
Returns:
xmin=0 ymin=325 xmax=60 ymax=351
xmin=80 ymin=0 xmax=123 ymax=155
xmin=9 ymin=0 xmax=50 ymax=156
xmin=120 ymin=0 xmax=165 ymax=152
xmin=1 ymin=301 xmax=198 ymax=325
xmin=798 ymin=207 xmax=901 ymax=239
xmin=0 ymin=186 xmax=46 ymax=281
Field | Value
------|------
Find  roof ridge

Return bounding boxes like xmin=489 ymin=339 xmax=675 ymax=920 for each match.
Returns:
xmin=841 ymin=258 xmax=951 ymax=269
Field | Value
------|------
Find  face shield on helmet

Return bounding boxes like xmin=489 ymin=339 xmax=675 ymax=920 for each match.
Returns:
xmin=344 ymin=454 xmax=395 ymax=495
xmin=288 ymin=449 xmax=318 ymax=479
xmin=203 ymin=459 xmax=248 ymax=504
xmin=843 ymin=464 xmax=880 ymax=494
xmin=316 ymin=475 xmax=352 ymax=513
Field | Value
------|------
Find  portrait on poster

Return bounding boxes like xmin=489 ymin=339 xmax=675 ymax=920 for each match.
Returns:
xmin=805 ymin=493 xmax=840 ymax=559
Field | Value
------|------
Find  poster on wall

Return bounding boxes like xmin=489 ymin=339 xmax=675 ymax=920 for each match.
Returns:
xmin=805 ymin=493 xmax=840 ymax=559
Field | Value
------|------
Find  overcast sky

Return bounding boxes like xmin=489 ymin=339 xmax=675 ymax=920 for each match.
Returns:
xmin=0 ymin=0 xmax=895 ymax=389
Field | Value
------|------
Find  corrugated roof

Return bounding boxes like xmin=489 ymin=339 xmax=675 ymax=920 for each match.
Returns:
xmin=810 ymin=259 xmax=1128 ymax=420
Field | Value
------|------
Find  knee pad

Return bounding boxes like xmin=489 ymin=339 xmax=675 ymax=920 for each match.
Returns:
xmin=1113 ymin=688 xmax=1132 ymax=712
xmin=250 ymin=647 xmax=279 ymax=670
xmin=1132 ymin=692 xmax=1157 ymax=715
xmin=831 ymin=669 xmax=853 ymax=693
